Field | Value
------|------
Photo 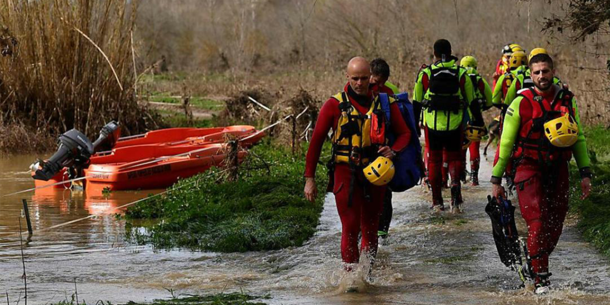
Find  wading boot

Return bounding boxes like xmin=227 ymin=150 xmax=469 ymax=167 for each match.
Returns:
xmin=460 ymin=169 xmax=468 ymax=184
xmin=471 ymin=170 xmax=479 ymax=186
xmin=534 ymin=272 xmax=552 ymax=295
xmin=450 ymin=184 xmax=463 ymax=214
xmin=430 ymin=198 xmax=445 ymax=213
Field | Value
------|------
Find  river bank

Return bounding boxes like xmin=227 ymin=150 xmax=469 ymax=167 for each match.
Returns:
xmin=2 ymin=144 xmax=610 ymax=304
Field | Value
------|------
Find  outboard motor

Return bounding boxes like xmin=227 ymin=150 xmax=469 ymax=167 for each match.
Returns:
xmin=32 ymin=129 xmax=94 ymax=181
xmin=92 ymin=120 xmax=121 ymax=152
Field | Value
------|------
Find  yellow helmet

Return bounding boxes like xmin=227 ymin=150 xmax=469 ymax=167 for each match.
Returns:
xmin=465 ymin=125 xmax=487 ymax=142
xmin=509 ymin=43 xmax=524 ymax=53
xmin=363 ymin=156 xmax=395 ymax=186
xmin=529 ymin=47 xmax=548 ymax=62
xmin=461 ymin=56 xmax=478 ymax=69
xmin=509 ymin=51 xmax=527 ymax=70
xmin=544 ymin=113 xmax=579 ymax=147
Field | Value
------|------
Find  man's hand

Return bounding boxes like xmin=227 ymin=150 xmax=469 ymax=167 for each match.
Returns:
xmin=304 ymin=177 xmax=318 ymax=203
xmin=581 ymin=177 xmax=591 ymax=200
xmin=377 ymin=146 xmax=396 ymax=159
xmin=492 ymin=183 xmax=506 ymax=199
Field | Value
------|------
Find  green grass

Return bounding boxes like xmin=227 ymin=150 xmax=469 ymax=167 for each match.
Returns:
xmin=454 ymin=219 xmax=468 ymax=226
xmin=569 ymin=126 xmax=610 ymax=258
xmin=125 ymin=141 xmax=329 ymax=252
xmin=51 ymin=292 xmax=269 ymax=305
xmin=153 ymin=109 xmax=217 ymax=128
xmin=149 ymin=94 xmax=224 ymax=111
xmin=584 ymin=125 xmax=610 ymax=162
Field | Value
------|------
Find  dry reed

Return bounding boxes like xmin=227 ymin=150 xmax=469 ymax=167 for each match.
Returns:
xmin=0 ymin=0 xmax=158 ymax=153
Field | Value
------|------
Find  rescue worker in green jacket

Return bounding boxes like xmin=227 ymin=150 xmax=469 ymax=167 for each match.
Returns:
xmin=491 ymin=53 xmax=591 ymax=294
xmin=492 ymin=50 xmax=528 ymax=107
xmin=413 ymin=39 xmax=474 ymax=213
xmin=460 ymin=55 xmax=492 ymax=186
xmin=503 ymin=48 xmax=562 ymax=107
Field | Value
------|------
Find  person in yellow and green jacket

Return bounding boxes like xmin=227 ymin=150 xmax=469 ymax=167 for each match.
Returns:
xmin=460 ymin=55 xmax=492 ymax=186
xmin=491 ymin=53 xmax=591 ymax=295
xmin=492 ymin=50 xmax=528 ymax=109
xmin=503 ymin=48 xmax=562 ymax=108
xmin=413 ymin=39 xmax=474 ymax=213
xmin=493 ymin=43 xmax=524 ymax=89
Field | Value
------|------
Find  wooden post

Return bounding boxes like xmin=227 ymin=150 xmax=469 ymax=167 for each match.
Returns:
xmin=291 ymin=115 xmax=297 ymax=156
xmin=21 ymin=199 xmax=32 ymax=236
xmin=228 ymin=140 xmax=239 ymax=182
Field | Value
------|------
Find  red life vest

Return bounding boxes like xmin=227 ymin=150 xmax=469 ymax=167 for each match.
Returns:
xmin=513 ymin=88 xmax=575 ymax=164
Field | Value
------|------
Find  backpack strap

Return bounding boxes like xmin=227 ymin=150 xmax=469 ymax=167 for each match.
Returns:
xmin=378 ymin=93 xmax=392 ymax=123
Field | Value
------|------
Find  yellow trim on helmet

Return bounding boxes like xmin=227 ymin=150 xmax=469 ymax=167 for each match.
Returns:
xmin=544 ymin=113 xmax=578 ymax=148
xmin=363 ymin=156 xmax=395 ymax=186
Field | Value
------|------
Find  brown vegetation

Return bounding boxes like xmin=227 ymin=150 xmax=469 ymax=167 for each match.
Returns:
xmin=136 ymin=0 xmax=610 ymax=126
xmin=0 ymin=0 xmax=160 ymax=154
xmin=2 ymin=0 xmax=610 ymax=153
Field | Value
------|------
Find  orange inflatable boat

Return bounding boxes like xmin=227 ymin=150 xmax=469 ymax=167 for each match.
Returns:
xmin=85 ymin=143 xmax=246 ymax=191
xmin=32 ymin=124 xmax=264 ymax=190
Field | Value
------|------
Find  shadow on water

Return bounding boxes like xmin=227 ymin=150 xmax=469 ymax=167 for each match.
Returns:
xmin=1 ymin=152 xmax=610 ymax=304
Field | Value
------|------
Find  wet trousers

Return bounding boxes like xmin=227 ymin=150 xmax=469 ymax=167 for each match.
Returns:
xmin=469 ymin=140 xmax=481 ymax=173
xmin=333 ymin=164 xmax=385 ymax=264
xmin=514 ymin=161 xmax=570 ymax=275
xmin=378 ymin=190 xmax=393 ymax=233
xmin=442 ymin=147 xmax=467 ymax=185
xmin=425 ymin=127 xmax=463 ymax=206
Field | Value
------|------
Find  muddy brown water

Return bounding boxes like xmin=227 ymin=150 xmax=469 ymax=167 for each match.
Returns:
xmin=1 ymin=152 xmax=610 ymax=304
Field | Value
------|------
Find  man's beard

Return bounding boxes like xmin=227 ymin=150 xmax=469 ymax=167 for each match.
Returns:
xmin=536 ymin=79 xmax=552 ymax=91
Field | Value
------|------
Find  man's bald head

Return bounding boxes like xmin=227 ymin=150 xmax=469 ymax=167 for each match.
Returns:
xmin=346 ymin=57 xmax=371 ymax=96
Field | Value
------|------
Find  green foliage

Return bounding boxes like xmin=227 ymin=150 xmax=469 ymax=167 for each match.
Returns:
xmin=544 ymin=0 xmax=610 ymax=40
xmin=152 ymin=109 xmax=217 ymax=128
xmin=149 ymin=93 xmax=224 ymax=111
xmin=126 ymin=141 xmax=329 ymax=252
xmin=584 ymin=126 xmax=610 ymax=162
xmin=569 ymin=126 xmax=610 ymax=258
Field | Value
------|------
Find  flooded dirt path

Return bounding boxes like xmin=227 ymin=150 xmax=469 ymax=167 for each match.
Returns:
xmin=1 ymin=151 xmax=609 ymax=304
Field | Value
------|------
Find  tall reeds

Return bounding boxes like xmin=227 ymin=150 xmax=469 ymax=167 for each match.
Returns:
xmin=0 ymin=0 xmax=153 ymax=148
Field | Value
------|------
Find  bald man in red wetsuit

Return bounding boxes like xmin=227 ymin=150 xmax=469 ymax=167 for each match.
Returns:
xmin=304 ymin=57 xmax=410 ymax=273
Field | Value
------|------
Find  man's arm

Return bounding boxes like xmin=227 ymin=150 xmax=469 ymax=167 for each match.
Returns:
xmin=491 ymin=97 xmax=523 ymax=183
xmin=412 ymin=70 xmax=426 ymax=132
xmin=304 ymin=98 xmax=337 ymax=178
xmin=492 ymin=74 xmax=506 ymax=106
xmin=304 ymin=98 xmax=338 ymax=202
xmin=461 ymin=70 xmax=475 ymax=106
xmin=504 ymin=76 xmax=521 ymax=107
xmin=481 ymin=77 xmax=494 ymax=110
xmin=570 ymin=97 xmax=592 ymax=177
xmin=569 ymin=96 xmax=592 ymax=199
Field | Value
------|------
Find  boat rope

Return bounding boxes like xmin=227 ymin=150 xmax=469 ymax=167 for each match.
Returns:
xmin=1 ymin=114 xmax=296 ymax=237
xmin=295 ymin=106 xmax=309 ymax=119
xmin=240 ymin=114 xmax=292 ymax=142
xmin=247 ymin=96 xmax=271 ymax=112
xmin=2 ymin=176 xmax=90 ymax=198
xmin=0 ymin=168 xmax=226 ymax=241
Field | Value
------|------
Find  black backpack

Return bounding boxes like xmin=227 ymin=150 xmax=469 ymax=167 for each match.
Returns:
xmin=425 ymin=65 xmax=463 ymax=113
xmin=519 ymin=70 xmax=534 ymax=89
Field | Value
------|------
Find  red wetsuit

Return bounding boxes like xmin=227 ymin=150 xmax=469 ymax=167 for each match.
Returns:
xmin=514 ymin=89 xmax=569 ymax=276
xmin=467 ymin=77 xmax=490 ymax=181
xmin=305 ymin=83 xmax=410 ymax=264
xmin=492 ymin=86 xmax=592 ymax=279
